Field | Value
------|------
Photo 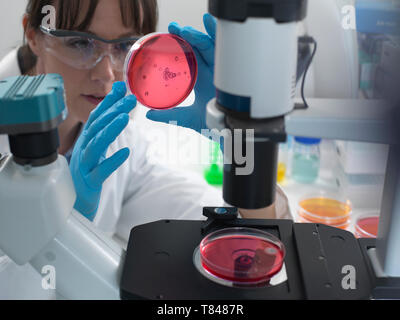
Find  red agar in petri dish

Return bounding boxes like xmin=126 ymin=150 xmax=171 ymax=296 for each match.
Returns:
xmin=199 ymin=228 xmax=285 ymax=284
xmin=124 ymin=33 xmax=198 ymax=110
xmin=355 ymin=216 xmax=379 ymax=238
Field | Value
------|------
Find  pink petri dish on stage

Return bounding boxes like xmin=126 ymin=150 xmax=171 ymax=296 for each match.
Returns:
xmin=199 ymin=228 xmax=286 ymax=285
xmin=355 ymin=215 xmax=379 ymax=238
xmin=124 ymin=32 xmax=198 ymax=110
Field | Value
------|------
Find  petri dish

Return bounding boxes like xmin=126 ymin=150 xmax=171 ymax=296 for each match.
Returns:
xmin=355 ymin=215 xmax=379 ymax=238
xmin=124 ymin=32 xmax=198 ymax=110
xmin=297 ymin=192 xmax=352 ymax=230
xmin=199 ymin=228 xmax=285 ymax=284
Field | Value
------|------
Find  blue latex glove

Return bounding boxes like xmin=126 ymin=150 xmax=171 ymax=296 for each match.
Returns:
xmin=146 ymin=13 xmax=216 ymax=134
xmin=70 ymin=82 xmax=136 ymax=221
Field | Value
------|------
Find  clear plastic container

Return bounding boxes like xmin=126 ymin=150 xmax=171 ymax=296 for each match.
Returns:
xmin=199 ymin=228 xmax=285 ymax=284
xmin=292 ymin=137 xmax=321 ymax=184
xmin=355 ymin=214 xmax=379 ymax=238
xmin=124 ymin=32 xmax=198 ymax=110
xmin=297 ymin=191 xmax=352 ymax=230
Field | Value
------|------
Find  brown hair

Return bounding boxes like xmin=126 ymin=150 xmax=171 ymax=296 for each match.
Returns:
xmin=20 ymin=0 xmax=158 ymax=74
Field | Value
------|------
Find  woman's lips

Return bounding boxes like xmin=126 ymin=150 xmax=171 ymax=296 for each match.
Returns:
xmin=82 ymin=94 xmax=106 ymax=106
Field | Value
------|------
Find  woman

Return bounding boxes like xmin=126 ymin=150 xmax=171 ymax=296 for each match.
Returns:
xmin=0 ymin=0 xmax=290 ymax=299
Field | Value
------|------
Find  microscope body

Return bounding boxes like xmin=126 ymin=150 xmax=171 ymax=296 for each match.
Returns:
xmin=0 ymin=155 xmax=74 ymax=265
xmin=203 ymin=0 xmax=400 ymax=298
xmin=0 ymin=74 xmax=74 ymax=265
xmin=207 ymin=0 xmax=307 ymax=209
xmin=0 ymin=75 xmax=122 ymax=299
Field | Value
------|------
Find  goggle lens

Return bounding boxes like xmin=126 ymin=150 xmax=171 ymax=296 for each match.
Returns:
xmin=43 ymin=33 xmax=138 ymax=71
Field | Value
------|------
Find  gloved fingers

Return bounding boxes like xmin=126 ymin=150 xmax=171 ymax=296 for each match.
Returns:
xmin=192 ymin=46 xmax=215 ymax=94
xmin=203 ymin=13 xmax=217 ymax=41
xmin=168 ymin=22 xmax=181 ymax=37
xmin=169 ymin=23 xmax=212 ymax=50
xmin=85 ymin=81 xmax=127 ymax=128
xmin=81 ymin=113 xmax=130 ymax=173
xmin=168 ymin=23 xmax=215 ymax=68
xmin=86 ymin=148 xmax=130 ymax=189
xmin=182 ymin=27 xmax=215 ymax=69
xmin=146 ymin=107 xmax=204 ymax=133
xmin=81 ymin=95 xmax=136 ymax=149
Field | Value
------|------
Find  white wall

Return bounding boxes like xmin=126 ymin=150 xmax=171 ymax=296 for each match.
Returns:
xmin=0 ymin=1 xmax=27 ymax=60
xmin=304 ymin=0 xmax=359 ymax=99
xmin=0 ymin=0 xmax=208 ymax=60
xmin=0 ymin=0 xmax=360 ymax=101
xmin=156 ymin=0 xmax=208 ymax=33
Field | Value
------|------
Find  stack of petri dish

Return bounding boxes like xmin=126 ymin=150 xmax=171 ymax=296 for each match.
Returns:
xmin=297 ymin=192 xmax=352 ymax=230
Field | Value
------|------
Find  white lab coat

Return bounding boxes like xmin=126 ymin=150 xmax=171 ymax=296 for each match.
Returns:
xmin=0 ymin=48 xmax=291 ymax=299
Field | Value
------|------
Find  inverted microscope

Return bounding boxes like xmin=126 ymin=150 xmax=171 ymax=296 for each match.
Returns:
xmin=0 ymin=0 xmax=399 ymax=300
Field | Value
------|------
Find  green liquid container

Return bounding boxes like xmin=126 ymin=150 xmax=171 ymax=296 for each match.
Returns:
xmin=204 ymin=141 xmax=223 ymax=186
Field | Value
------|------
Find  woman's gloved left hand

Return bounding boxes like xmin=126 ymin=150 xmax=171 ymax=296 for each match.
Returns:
xmin=146 ymin=13 xmax=216 ymax=134
xmin=70 ymin=82 xmax=136 ymax=221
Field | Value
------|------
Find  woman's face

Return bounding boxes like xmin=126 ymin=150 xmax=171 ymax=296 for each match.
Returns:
xmin=33 ymin=0 xmax=137 ymax=123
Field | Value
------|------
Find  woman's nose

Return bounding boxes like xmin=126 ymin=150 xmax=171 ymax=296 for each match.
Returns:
xmin=90 ymin=55 xmax=116 ymax=84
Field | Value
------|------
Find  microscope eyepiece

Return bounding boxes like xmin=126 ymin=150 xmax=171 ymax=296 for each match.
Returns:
xmin=0 ymin=74 xmax=66 ymax=166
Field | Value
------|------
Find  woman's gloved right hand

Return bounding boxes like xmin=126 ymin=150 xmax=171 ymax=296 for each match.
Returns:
xmin=69 ymin=82 xmax=136 ymax=221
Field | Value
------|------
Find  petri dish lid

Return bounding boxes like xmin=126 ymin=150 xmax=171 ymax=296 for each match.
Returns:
xmin=199 ymin=228 xmax=286 ymax=284
xmin=124 ymin=32 xmax=198 ymax=110
xmin=355 ymin=215 xmax=379 ymax=238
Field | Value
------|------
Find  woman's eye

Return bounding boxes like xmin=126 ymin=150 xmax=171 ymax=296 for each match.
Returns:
xmin=64 ymin=38 xmax=93 ymax=50
xmin=114 ymin=41 xmax=135 ymax=53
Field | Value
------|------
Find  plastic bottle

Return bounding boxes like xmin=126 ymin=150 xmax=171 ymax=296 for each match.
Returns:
xmin=292 ymin=137 xmax=321 ymax=184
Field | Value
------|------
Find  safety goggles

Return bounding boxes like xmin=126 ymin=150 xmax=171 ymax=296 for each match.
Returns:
xmin=40 ymin=25 xmax=141 ymax=72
